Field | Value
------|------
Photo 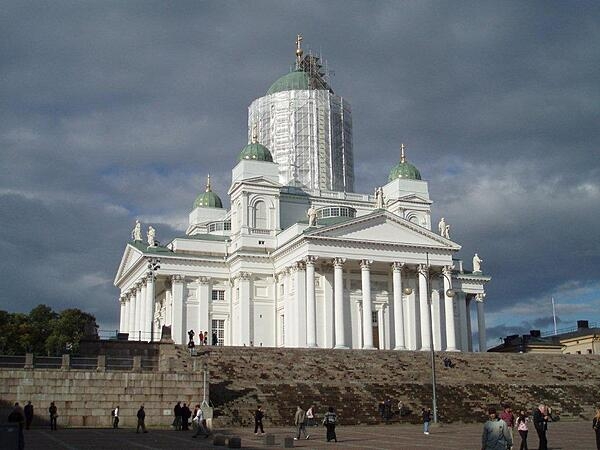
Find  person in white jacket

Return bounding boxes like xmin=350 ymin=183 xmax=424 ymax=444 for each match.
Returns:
xmin=192 ymin=406 xmax=209 ymax=438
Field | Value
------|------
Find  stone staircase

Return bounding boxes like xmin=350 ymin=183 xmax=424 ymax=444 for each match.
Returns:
xmin=168 ymin=346 xmax=600 ymax=426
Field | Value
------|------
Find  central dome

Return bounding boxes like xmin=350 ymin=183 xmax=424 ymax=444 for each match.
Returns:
xmin=267 ymin=70 xmax=323 ymax=95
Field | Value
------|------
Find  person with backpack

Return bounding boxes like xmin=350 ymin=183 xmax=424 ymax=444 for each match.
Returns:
xmin=254 ymin=405 xmax=265 ymax=435
xmin=111 ymin=405 xmax=119 ymax=429
xmin=322 ymin=406 xmax=337 ymax=442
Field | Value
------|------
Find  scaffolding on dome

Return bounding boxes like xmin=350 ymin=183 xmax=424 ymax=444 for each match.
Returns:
xmin=248 ymin=48 xmax=353 ymax=193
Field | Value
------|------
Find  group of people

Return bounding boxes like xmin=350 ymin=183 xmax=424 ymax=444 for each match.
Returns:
xmin=253 ymin=404 xmax=338 ymax=443
xmin=481 ymin=403 xmax=560 ymax=450
xmin=172 ymin=401 xmax=210 ymax=438
xmin=187 ymin=329 xmax=218 ymax=349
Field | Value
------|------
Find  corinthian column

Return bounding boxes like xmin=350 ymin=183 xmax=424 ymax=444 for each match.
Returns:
xmin=476 ymin=293 xmax=487 ymax=352
xmin=305 ymin=256 xmax=318 ymax=348
xmin=361 ymin=260 xmax=375 ymax=349
xmin=171 ymin=275 xmax=184 ymax=345
xmin=333 ymin=258 xmax=347 ymax=349
xmin=442 ymin=266 xmax=457 ymax=351
xmin=392 ymin=262 xmax=405 ymax=350
xmin=418 ymin=264 xmax=431 ymax=351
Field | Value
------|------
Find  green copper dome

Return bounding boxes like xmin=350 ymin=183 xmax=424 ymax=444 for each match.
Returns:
xmin=388 ymin=145 xmax=422 ymax=181
xmin=193 ymin=176 xmax=223 ymax=209
xmin=238 ymin=142 xmax=273 ymax=162
xmin=267 ymin=70 xmax=313 ymax=95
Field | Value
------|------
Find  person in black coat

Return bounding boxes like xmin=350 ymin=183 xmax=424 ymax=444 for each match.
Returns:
xmin=254 ymin=405 xmax=265 ymax=434
xmin=8 ymin=402 xmax=25 ymax=450
xmin=532 ymin=404 xmax=549 ymax=450
xmin=136 ymin=405 xmax=147 ymax=433
xmin=181 ymin=403 xmax=191 ymax=430
xmin=23 ymin=401 xmax=33 ymax=430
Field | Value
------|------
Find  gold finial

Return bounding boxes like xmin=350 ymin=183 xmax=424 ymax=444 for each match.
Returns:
xmin=400 ymin=143 xmax=406 ymax=163
xmin=295 ymin=34 xmax=304 ymax=68
xmin=206 ymin=174 xmax=211 ymax=192
xmin=251 ymin=123 xmax=258 ymax=144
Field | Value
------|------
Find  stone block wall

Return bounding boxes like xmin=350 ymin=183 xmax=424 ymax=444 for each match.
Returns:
xmin=0 ymin=367 xmax=207 ymax=428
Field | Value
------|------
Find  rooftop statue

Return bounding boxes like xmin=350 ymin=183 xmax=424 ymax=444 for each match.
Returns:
xmin=375 ymin=187 xmax=385 ymax=209
xmin=307 ymin=205 xmax=317 ymax=227
xmin=131 ymin=220 xmax=142 ymax=241
xmin=473 ymin=253 xmax=483 ymax=273
xmin=147 ymin=226 xmax=156 ymax=247
xmin=438 ymin=217 xmax=446 ymax=236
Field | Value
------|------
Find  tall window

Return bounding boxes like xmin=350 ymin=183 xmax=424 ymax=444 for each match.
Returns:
xmin=254 ymin=201 xmax=267 ymax=229
xmin=212 ymin=319 xmax=225 ymax=346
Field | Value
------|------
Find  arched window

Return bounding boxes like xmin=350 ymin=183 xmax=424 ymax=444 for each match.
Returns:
xmin=254 ymin=201 xmax=267 ymax=229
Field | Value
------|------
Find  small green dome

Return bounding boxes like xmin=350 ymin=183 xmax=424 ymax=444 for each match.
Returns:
xmin=388 ymin=145 xmax=422 ymax=181
xmin=238 ymin=142 xmax=273 ymax=162
xmin=267 ymin=70 xmax=312 ymax=95
xmin=193 ymin=176 xmax=223 ymax=209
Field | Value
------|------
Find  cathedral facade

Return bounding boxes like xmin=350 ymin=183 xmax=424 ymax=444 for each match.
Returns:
xmin=114 ymin=38 xmax=490 ymax=352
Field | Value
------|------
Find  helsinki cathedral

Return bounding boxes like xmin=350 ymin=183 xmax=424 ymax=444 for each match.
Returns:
xmin=114 ymin=36 xmax=490 ymax=352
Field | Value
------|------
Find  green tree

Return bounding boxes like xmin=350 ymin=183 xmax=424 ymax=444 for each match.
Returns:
xmin=45 ymin=308 xmax=97 ymax=355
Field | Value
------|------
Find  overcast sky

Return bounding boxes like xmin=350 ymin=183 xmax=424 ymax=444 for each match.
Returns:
xmin=1 ymin=1 xmax=599 ymax=346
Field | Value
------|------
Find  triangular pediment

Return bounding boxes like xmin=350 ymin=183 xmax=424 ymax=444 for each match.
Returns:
xmin=228 ymin=176 xmax=281 ymax=194
xmin=114 ymin=243 xmax=144 ymax=285
xmin=307 ymin=211 xmax=460 ymax=250
xmin=395 ymin=193 xmax=431 ymax=204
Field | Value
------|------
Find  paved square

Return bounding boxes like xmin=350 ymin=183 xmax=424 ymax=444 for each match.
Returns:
xmin=21 ymin=421 xmax=595 ymax=449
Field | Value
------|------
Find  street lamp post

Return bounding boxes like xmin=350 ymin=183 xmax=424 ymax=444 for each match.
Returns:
xmin=405 ymin=254 xmax=455 ymax=425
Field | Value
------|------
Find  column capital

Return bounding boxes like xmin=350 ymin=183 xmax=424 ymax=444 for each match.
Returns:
xmin=146 ymin=271 xmax=156 ymax=282
xmin=392 ymin=261 xmax=405 ymax=272
xmin=291 ymin=261 xmax=306 ymax=272
xmin=171 ymin=274 xmax=184 ymax=284
xmin=236 ymin=271 xmax=251 ymax=281
xmin=360 ymin=259 xmax=373 ymax=269
xmin=475 ymin=293 xmax=486 ymax=303
xmin=442 ymin=265 xmax=455 ymax=277
xmin=304 ymin=255 xmax=318 ymax=265
xmin=196 ymin=276 xmax=211 ymax=285
xmin=417 ymin=264 xmax=429 ymax=277
xmin=333 ymin=257 xmax=346 ymax=268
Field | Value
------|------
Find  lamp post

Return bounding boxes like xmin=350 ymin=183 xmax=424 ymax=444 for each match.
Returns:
xmin=406 ymin=255 xmax=455 ymax=425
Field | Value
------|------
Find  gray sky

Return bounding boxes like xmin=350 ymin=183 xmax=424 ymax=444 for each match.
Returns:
xmin=1 ymin=1 xmax=599 ymax=345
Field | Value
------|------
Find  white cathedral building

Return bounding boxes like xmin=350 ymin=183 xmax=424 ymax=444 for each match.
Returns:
xmin=114 ymin=37 xmax=490 ymax=352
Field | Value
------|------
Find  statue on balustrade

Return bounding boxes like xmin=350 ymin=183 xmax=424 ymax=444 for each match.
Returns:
xmin=307 ymin=205 xmax=317 ymax=227
xmin=131 ymin=219 xmax=142 ymax=241
xmin=473 ymin=253 xmax=483 ymax=273
xmin=147 ymin=226 xmax=156 ymax=247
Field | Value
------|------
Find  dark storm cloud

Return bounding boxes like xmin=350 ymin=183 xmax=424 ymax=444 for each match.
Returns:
xmin=1 ymin=1 xmax=599 ymax=339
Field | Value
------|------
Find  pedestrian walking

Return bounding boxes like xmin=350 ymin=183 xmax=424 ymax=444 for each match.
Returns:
xmin=422 ymin=407 xmax=432 ymax=435
xmin=532 ymin=404 xmax=549 ymax=450
xmin=516 ymin=410 xmax=529 ymax=450
xmin=23 ymin=401 xmax=33 ymax=430
xmin=294 ymin=406 xmax=309 ymax=440
xmin=8 ymin=402 xmax=25 ymax=450
xmin=48 ymin=401 xmax=58 ymax=431
xmin=112 ymin=405 xmax=120 ymax=429
xmin=254 ymin=405 xmax=265 ymax=435
xmin=322 ymin=406 xmax=337 ymax=442
xmin=306 ymin=405 xmax=315 ymax=427
xmin=481 ymin=407 xmax=513 ymax=450
xmin=192 ymin=406 xmax=210 ymax=438
xmin=499 ymin=405 xmax=515 ymax=449
xmin=593 ymin=406 xmax=600 ymax=450
xmin=136 ymin=405 xmax=148 ymax=433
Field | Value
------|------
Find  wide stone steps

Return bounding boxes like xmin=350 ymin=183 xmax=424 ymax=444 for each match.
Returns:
xmin=167 ymin=346 xmax=600 ymax=426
